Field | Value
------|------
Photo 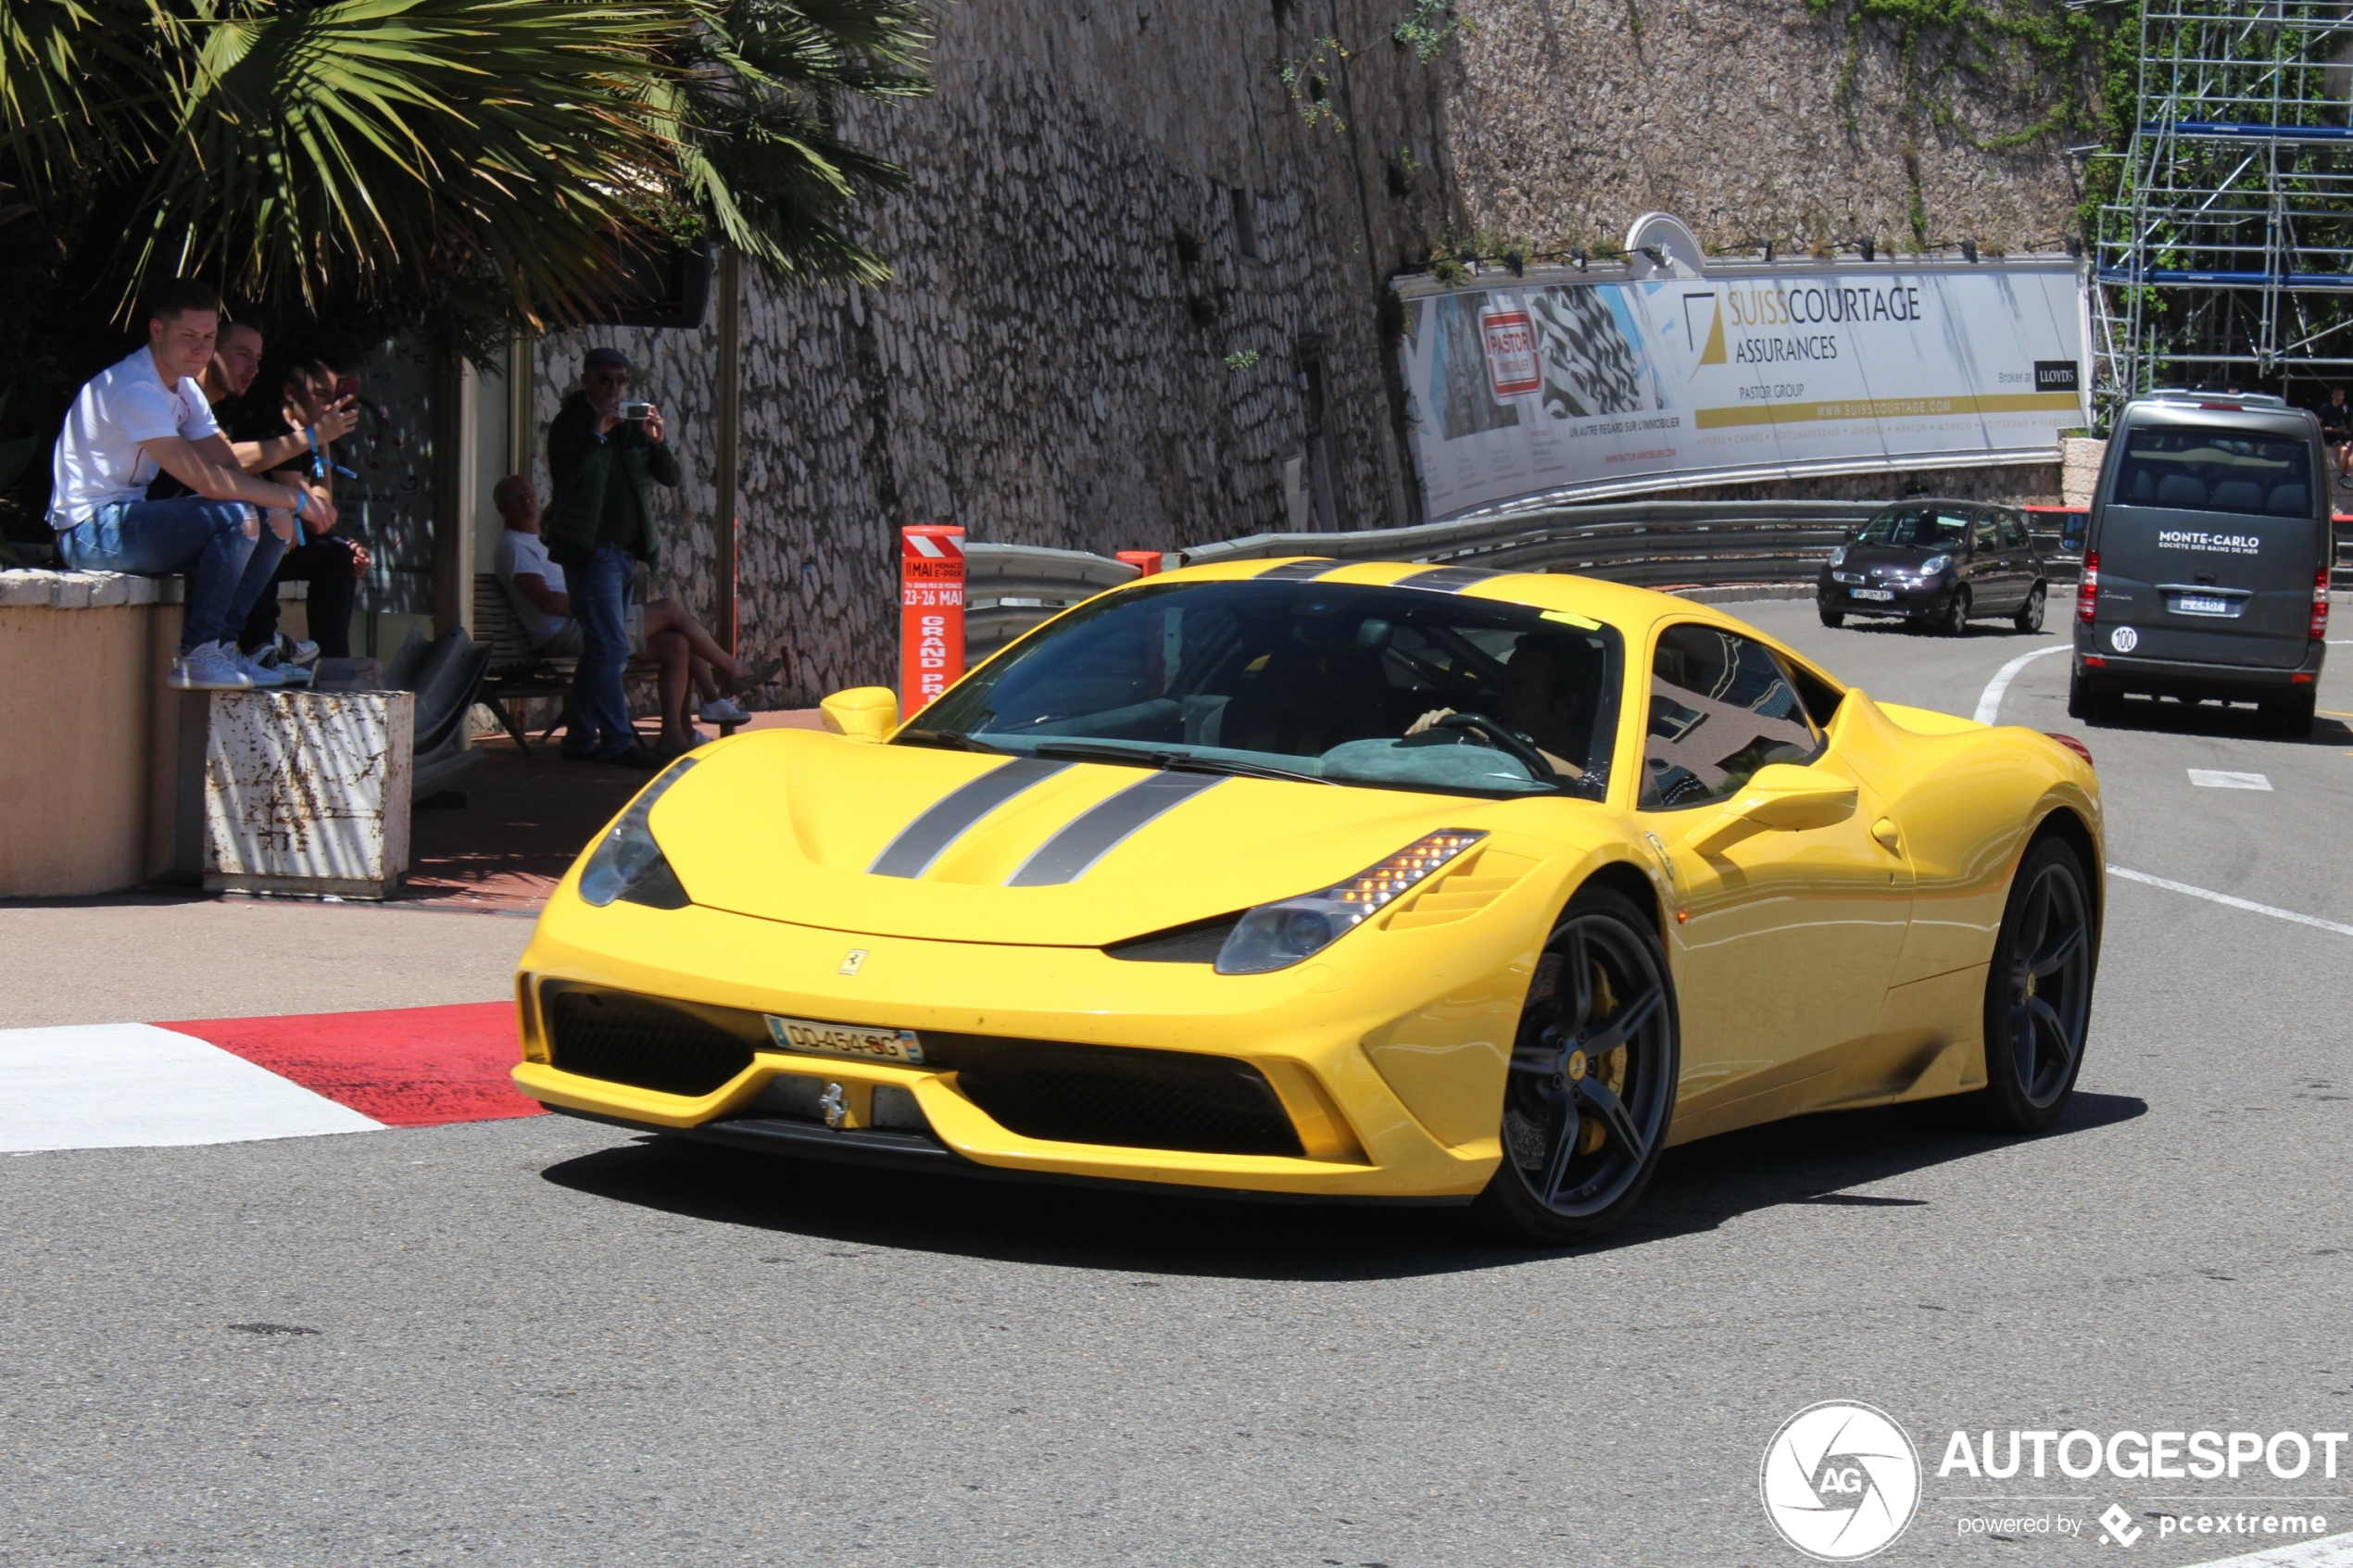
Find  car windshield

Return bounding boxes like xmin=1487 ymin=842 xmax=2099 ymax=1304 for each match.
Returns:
xmin=2111 ymin=425 xmax=2313 ymax=518
xmin=1853 ymin=506 xmax=1969 ymax=549
xmin=907 ymin=579 xmax=1624 ymax=799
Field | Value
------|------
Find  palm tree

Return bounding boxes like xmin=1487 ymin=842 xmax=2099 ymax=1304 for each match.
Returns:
xmin=0 ymin=0 xmax=936 ymax=321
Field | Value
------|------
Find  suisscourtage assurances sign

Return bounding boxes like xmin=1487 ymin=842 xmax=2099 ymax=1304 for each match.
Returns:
xmin=1395 ymin=259 xmax=2088 ymax=519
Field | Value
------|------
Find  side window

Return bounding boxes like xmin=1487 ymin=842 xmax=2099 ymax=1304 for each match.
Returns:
xmin=1970 ymin=515 xmax=2001 ymax=554
xmin=1640 ymin=624 xmax=1826 ymax=811
xmin=2000 ymin=510 xmax=2029 ymax=548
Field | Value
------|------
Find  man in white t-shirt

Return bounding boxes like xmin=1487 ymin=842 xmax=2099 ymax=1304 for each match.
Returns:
xmin=47 ymin=278 xmax=338 ymax=691
xmin=491 ymin=474 xmax=778 ymax=752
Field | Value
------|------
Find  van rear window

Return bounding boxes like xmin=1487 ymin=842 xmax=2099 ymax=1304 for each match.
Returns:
xmin=2112 ymin=427 xmax=2313 ymax=518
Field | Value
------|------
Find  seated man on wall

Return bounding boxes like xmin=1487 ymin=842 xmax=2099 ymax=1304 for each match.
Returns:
xmin=230 ymin=356 xmax=368 ymax=672
xmin=47 ymin=279 xmax=333 ymax=691
xmin=492 ymin=475 xmax=782 ymax=757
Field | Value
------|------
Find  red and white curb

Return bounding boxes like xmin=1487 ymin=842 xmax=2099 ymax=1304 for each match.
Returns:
xmin=0 ymin=1002 xmax=538 ymax=1153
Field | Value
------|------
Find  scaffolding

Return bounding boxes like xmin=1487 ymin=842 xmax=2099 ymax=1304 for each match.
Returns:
xmin=2094 ymin=0 xmax=2353 ymax=415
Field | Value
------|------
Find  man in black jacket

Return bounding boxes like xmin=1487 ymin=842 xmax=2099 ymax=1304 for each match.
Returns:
xmin=544 ymin=346 xmax=680 ymax=766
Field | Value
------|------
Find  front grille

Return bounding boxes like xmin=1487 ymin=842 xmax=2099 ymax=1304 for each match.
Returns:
xmin=546 ymin=987 xmax=761 ymax=1097
xmin=951 ymin=1044 xmax=1302 ymax=1157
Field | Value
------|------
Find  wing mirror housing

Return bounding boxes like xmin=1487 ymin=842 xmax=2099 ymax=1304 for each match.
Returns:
xmin=1692 ymin=763 xmax=1858 ymax=853
xmin=820 ymin=686 xmax=900 ymax=743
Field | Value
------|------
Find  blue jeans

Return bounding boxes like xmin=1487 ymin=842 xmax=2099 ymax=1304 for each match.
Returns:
xmin=57 ymin=497 xmax=288 ymax=652
xmin=567 ymin=545 xmax=635 ymax=756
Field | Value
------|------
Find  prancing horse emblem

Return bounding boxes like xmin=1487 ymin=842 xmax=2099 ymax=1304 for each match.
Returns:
xmin=837 ymin=948 xmax=869 ymax=976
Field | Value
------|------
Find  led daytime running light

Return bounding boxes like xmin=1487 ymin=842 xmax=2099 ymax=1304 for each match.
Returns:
xmin=1331 ymin=833 xmax=1483 ymax=922
xmin=1213 ymin=830 xmax=1488 ymax=975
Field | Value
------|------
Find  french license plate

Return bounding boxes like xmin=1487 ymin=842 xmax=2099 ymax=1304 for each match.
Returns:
xmin=1852 ymin=588 xmax=1894 ymax=602
xmin=2173 ymin=593 xmax=2234 ymax=617
xmin=764 ymin=1014 xmax=925 ymax=1064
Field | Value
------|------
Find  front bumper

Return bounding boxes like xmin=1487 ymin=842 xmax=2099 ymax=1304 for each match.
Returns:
xmin=1818 ymin=571 xmax=1953 ymax=616
xmin=512 ymin=891 xmax=1535 ymax=1201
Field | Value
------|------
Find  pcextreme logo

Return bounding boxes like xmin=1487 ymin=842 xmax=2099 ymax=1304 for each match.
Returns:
xmin=1762 ymin=1401 xmax=1923 ymax=1561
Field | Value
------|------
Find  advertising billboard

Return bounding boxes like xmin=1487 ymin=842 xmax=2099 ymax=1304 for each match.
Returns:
xmin=1394 ymin=257 xmax=2089 ymax=520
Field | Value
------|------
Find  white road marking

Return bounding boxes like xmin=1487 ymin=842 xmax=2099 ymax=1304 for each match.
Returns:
xmin=2179 ymin=1529 xmax=2353 ymax=1568
xmin=1971 ymin=642 xmax=2070 ymax=724
xmin=2188 ymin=769 xmax=2273 ymax=790
xmin=2108 ymin=866 xmax=2353 ymax=937
xmin=0 ymin=1022 xmax=382 ymax=1153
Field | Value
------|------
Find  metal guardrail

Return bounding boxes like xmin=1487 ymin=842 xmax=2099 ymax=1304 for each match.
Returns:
xmin=957 ymin=500 xmax=2133 ymax=658
xmin=963 ymin=542 xmax=1139 ymax=659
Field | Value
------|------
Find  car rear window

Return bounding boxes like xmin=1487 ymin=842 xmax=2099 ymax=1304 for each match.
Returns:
xmin=2112 ymin=426 xmax=2313 ymax=518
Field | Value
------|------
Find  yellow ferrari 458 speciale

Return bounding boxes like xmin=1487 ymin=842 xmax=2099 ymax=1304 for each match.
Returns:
xmin=512 ymin=559 xmax=2102 ymax=1243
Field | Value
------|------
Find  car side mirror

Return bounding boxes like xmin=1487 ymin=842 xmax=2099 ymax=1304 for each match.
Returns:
xmin=1692 ymin=763 xmax=1858 ymax=853
xmin=821 ymin=685 xmax=900 ymax=743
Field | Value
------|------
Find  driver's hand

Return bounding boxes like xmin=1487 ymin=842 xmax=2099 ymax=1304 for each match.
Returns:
xmin=1405 ymin=708 xmax=1454 ymax=736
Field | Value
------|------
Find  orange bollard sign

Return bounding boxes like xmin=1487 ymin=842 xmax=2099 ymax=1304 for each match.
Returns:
xmin=900 ymin=524 xmax=965 ymax=714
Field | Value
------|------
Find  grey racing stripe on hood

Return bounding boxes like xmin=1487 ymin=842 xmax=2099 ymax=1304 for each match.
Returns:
xmin=1004 ymin=771 xmax=1227 ymax=886
xmin=869 ymin=758 xmax=1074 ymax=878
xmin=1253 ymin=558 xmax=1344 ymax=581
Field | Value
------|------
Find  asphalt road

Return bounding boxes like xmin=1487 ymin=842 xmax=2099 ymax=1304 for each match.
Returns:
xmin=7 ymin=600 xmax=2353 ymax=1568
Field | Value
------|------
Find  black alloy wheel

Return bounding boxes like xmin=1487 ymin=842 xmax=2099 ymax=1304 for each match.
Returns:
xmin=1939 ymin=586 xmax=1972 ymax=636
xmin=1967 ymin=836 xmax=2095 ymax=1132
xmin=1477 ymin=886 xmax=1679 ymax=1244
xmin=2014 ymin=583 xmax=2047 ymax=633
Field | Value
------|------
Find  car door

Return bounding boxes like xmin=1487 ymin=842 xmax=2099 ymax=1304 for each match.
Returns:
xmin=1998 ymin=508 xmax=2037 ymax=600
xmin=1968 ymin=511 xmax=2014 ymax=611
xmin=1633 ymin=623 xmax=1914 ymax=1125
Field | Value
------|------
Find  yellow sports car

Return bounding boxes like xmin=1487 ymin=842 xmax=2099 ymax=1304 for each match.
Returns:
xmin=512 ymin=560 xmax=2102 ymax=1243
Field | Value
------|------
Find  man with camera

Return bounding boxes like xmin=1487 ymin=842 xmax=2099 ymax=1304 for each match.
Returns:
xmin=544 ymin=346 xmax=680 ymax=767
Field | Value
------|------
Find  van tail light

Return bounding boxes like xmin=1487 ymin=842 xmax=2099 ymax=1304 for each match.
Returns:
xmin=2078 ymin=552 xmax=2100 ymax=623
xmin=2045 ymin=733 xmax=2095 ymax=767
xmin=2312 ymin=566 xmax=2332 ymax=641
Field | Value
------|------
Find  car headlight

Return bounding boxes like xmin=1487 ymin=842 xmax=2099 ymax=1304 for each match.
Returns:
xmin=1214 ymin=830 xmax=1486 ymax=975
xmin=1828 ymin=546 xmax=1847 ymax=568
xmin=577 ymin=758 xmax=698 ymax=909
xmin=1920 ymin=554 xmax=1951 ymax=575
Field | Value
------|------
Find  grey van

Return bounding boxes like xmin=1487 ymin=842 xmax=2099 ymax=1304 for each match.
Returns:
xmin=2070 ymin=391 xmax=2332 ymax=735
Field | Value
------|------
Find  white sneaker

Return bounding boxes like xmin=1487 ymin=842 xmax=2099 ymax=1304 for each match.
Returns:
xmin=274 ymin=633 xmax=321 ymax=669
xmin=166 ymin=642 xmax=255 ymax=691
xmin=232 ymin=646 xmax=289 ymax=687
xmin=698 ymin=696 xmax=751 ymax=724
xmin=254 ymin=638 xmax=315 ymax=685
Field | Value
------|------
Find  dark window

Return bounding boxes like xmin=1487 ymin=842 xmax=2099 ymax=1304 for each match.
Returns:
xmin=1854 ymin=506 xmax=1970 ymax=549
xmin=2000 ymin=511 xmax=2029 ymax=548
xmin=1970 ymin=515 xmax=2000 ymax=554
xmin=2112 ymin=425 xmax=2314 ymax=518
xmin=1640 ymin=625 xmax=1824 ymax=811
xmin=1229 ymin=186 xmax=1260 ymax=261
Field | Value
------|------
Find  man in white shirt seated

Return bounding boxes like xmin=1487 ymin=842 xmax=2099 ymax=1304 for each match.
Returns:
xmin=492 ymin=476 xmax=783 ymax=755
xmin=47 ymin=279 xmax=337 ymax=691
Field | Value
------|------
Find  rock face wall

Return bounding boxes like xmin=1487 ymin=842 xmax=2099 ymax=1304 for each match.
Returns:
xmin=527 ymin=1 xmax=2090 ymax=699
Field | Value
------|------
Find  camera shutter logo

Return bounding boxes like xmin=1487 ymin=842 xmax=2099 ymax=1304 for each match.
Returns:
xmin=1760 ymin=1401 xmax=1921 ymax=1561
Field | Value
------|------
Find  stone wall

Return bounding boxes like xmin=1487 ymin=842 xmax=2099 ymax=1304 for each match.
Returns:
xmin=523 ymin=0 xmax=2090 ymax=702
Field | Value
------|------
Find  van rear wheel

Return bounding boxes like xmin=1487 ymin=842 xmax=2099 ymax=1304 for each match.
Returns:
xmin=2264 ymin=691 xmax=2316 ymax=738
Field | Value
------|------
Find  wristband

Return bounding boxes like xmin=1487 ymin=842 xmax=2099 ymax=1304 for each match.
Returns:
xmin=290 ymin=489 xmax=307 ymax=519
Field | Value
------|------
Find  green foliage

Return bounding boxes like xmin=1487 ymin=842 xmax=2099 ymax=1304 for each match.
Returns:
xmin=1385 ymin=144 xmax=1420 ymax=198
xmin=1224 ymin=347 xmax=1262 ymax=371
xmin=1392 ymin=1 xmax=1473 ymax=63
xmin=1274 ymin=35 xmax=1349 ymax=133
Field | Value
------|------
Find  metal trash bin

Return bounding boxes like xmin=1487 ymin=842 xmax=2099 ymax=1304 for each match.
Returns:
xmin=199 ymin=689 xmax=415 ymax=899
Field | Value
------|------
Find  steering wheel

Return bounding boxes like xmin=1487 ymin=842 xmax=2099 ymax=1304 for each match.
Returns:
xmin=1435 ymin=711 xmax=1556 ymax=779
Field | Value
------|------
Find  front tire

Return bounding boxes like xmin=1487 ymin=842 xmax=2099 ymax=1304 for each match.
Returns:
xmin=1940 ymin=587 xmax=1972 ymax=636
xmin=1474 ymin=886 xmax=1679 ymax=1246
xmin=1818 ymin=603 xmax=1845 ymax=629
xmin=1964 ymin=836 xmax=2095 ymax=1133
xmin=2014 ymin=583 xmax=2047 ymax=633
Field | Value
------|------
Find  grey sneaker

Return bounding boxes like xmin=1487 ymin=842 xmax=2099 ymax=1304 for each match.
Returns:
xmin=273 ymin=632 xmax=321 ymax=668
xmin=231 ymin=646 xmax=289 ymax=688
xmin=167 ymin=642 xmax=255 ymax=691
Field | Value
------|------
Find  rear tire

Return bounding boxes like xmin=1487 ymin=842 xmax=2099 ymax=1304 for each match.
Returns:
xmin=1474 ymin=887 xmax=1679 ymax=1247
xmin=1962 ymin=835 xmax=2095 ymax=1133
xmin=2066 ymin=669 xmax=2093 ymax=721
xmin=2264 ymin=690 xmax=2317 ymax=738
xmin=1940 ymin=587 xmax=1971 ymax=636
xmin=2014 ymin=583 xmax=2047 ymax=633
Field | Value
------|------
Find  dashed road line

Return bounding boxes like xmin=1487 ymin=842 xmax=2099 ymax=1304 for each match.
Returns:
xmin=2179 ymin=1527 xmax=2353 ymax=1567
xmin=2188 ymin=769 xmax=2273 ymax=790
xmin=1973 ymin=642 xmax=2070 ymax=725
xmin=2108 ymin=866 xmax=2353 ymax=938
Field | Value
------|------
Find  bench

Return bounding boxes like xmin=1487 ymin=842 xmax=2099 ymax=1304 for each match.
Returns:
xmin=472 ymin=573 xmax=744 ymax=755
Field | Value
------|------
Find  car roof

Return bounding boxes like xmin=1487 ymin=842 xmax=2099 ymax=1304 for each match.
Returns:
xmin=2119 ymin=393 xmax=2318 ymax=436
xmin=1867 ymin=497 xmax=2013 ymax=510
